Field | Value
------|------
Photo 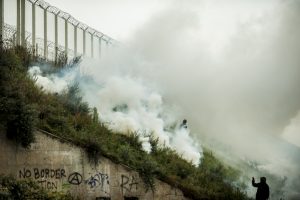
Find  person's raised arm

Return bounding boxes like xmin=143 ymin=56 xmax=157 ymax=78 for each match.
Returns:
xmin=252 ymin=177 xmax=259 ymax=187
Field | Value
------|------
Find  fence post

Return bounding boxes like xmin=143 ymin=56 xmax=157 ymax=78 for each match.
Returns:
xmin=0 ymin=0 xmax=3 ymax=44
xmin=98 ymin=36 xmax=103 ymax=59
xmin=65 ymin=17 xmax=69 ymax=57
xmin=16 ymin=0 xmax=20 ymax=45
xmin=21 ymin=0 xmax=25 ymax=47
xmin=74 ymin=24 xmax=78 ymax=56
xmin=44 ymin=7 xmax=48 ymax=59
xmin=91 ymin=32 xmax=94 ymax=58
xmin=36 ymin=43 xmax=38 ymax=56
xmin=83 ymin=28 xmax=87 ymax=56
xmin=32 ymin=1 xmax=36 ymax=54
xmin=55 ymin=12 xmax=59 ymax=63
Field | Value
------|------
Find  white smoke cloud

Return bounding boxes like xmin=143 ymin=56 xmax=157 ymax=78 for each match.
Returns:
xmin=28 ymin=66 xmax=79 ymax=93
xmin=282 ymin=111 xmax=300 ymax=148
xmin=94 ymin=76 xmax=170 ymax=144
xmin=28 ymin=64 xmax=202 ymax=166
xmin=121 ymin=0 xmax=300 ymax=198
xmin=171 ymin=128 xmax=201 ymax=164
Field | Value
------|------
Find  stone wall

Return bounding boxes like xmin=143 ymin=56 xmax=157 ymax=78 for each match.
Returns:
xmin=0 ymin=132 xmax=189 ymax=200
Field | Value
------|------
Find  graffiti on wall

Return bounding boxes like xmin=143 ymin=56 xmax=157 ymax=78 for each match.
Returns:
xmin=120 ymin=175 xmax=139 ymax=193
xmin=68 ymin=172 xmax=83 ymax=185
xmin=19 ymin=168 xmax=66 ymax=179
xmin=19 ymin=168 xmax=66 ymax=190
xmin=18 ymin=168 xmax=110 ymax=192
xmin=18 ymin=168 xmax=143 ymax=195
xmin=85 ymin=172 xmax=109 ymax=189
xmin=85 ymin=172 xmax=110 ymax=194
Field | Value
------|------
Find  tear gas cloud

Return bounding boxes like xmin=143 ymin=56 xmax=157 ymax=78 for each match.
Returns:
xmin=119 ymin=0 xmax=300 ymax=198
xmin=29 ymin=63 xmax=202 ymax=166
xmin=28 ymin=0 xmax=300 ymax=198
xmin=113 ymin=0 xmax=300 ymax=198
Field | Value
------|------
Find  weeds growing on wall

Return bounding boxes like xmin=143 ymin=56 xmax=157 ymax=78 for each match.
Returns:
xmin=0 ymin=45 xmax=251 ymax=200
xmin=0 ymin=175 xmax=75 ymax=200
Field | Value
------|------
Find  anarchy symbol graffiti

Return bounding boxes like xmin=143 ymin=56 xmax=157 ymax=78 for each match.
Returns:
xmin=68 ymin=172 xmax=82 ymax=185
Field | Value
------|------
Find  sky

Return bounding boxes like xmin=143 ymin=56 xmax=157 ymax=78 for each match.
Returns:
xmin=45 ymin=0 xmax=168 ymax=40
xmin=45 ymin=0 xmax=279 ymax=42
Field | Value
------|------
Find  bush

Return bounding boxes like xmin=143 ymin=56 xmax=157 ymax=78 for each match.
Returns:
xmin=0 ymin=48 xmax=37 ymax=148
xmin=60 ymin=83 xmax=89 ymax=115
xmin=6 ymin=100 xmax=36 ymax=148
xmin=136 ymin=157 xmax=158 ymax=192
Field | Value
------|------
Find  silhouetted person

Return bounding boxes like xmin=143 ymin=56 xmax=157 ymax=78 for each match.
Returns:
xmin=252 ymin=177 xmax=269 ymax=200
xmin=180 ymin=119 xmax=188 ymax=129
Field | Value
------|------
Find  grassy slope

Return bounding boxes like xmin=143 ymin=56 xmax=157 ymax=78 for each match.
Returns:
xmin=0 ymin=47 xmax=251 ymax=200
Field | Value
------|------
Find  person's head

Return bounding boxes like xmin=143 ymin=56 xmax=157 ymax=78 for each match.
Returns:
xmin=260 ymin=177 xmax=267 ymax=183
xmin=183 ymin=119 xmax=187 ymax=124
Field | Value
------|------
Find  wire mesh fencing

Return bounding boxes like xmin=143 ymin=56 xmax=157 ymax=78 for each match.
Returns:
xmin=0 ymin=0 xmax=118 ymax=62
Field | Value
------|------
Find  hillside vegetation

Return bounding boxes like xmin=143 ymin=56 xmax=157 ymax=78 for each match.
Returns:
xmin=0 ymin=46 xmax=251 ymax=200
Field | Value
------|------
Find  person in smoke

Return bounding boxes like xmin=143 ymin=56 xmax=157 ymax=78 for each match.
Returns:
xmin=252 ymin=177 xmax=270 ymax=200
xmin=180 ymin=119 xmax=188 ymax=129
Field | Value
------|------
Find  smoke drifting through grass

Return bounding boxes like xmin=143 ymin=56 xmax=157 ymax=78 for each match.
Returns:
xmin=28 ymin=63 xmax=202 ymax=166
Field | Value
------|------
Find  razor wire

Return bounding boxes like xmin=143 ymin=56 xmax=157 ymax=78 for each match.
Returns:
xmin=3 ymin=23 xmax=75 ymax=60
xmin=2 ymin=0 xmax=118 ymax=62
xmin=27 ymin=0 xmax=116 ymax=44
xmin=3 ymin=24 xmax=16 ymax=48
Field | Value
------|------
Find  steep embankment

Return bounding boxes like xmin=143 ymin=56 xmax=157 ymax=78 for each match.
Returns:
xmin=0 ymin=47 xmax=250 ymax=200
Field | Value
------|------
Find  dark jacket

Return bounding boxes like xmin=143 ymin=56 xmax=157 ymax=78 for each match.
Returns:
xmin=252 ymin=179 xmax=269 ymax=200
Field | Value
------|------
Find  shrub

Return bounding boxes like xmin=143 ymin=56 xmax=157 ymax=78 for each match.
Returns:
xmin=59 ymin=83 xmax=89 ymax=115
xmin=0 ymin=48 xmax=37 ymax=148
xmin=136 ymin=157 xmax=158 ymax=192
xmin=6 ymin=100 xmax=37 ymax=148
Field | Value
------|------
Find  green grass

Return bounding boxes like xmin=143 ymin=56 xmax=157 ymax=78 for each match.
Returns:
xmin=0 ymin=45 xmax=251 ymax=200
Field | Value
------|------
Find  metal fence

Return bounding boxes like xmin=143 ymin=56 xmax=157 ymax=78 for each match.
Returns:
xmin=0 ymin=0 xmax=116 ymax=61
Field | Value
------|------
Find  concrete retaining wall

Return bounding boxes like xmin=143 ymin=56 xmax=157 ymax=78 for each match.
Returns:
xmin=0 ymin=132 xmax=189 ymax=200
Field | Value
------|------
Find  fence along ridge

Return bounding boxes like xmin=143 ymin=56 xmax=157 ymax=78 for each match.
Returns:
xmin=0 ymin=0 xmax=117 ymax=60
xmin=28 ymin=0 xmax=115 ymax=43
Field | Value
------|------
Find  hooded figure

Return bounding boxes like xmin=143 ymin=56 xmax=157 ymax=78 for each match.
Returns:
xmin=252 ymin=177 xmax=270 ymax=200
